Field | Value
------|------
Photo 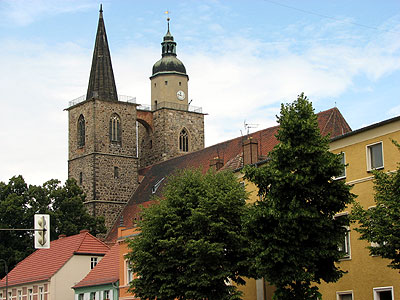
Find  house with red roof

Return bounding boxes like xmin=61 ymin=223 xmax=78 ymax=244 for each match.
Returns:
xmin=73 ymin=242 xmax=119 ymax=300
xmin=0 ymin=230 xmax=109 ymax=300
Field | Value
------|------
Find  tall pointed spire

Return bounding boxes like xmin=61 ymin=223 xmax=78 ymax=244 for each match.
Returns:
xmin=86 ymin=5 xmax=118 ymax=102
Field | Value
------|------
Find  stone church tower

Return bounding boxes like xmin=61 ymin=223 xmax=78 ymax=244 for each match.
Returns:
xmin=66 ymin=9 xmax=205 ymax=230
xmin=66 ymin=7 xmax=138 ymax=229
xmin=137 ymin=18 xmax=205 ymax=168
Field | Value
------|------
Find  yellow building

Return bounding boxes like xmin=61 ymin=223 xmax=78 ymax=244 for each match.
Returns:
xmin=238 ymin=115 xmax=400 ymax=300
xmin=319 ymin=115 xmax=400 ymax=300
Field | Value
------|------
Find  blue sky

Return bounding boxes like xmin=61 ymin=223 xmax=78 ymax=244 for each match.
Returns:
xmin=0 ymin=0 xmax=399 ymax=185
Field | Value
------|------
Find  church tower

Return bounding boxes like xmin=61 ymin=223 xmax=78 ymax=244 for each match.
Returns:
xmin=66 ymin=6 xmax=138 ymax=229
xmin=137 ymin=18 xmax=205 ymax=167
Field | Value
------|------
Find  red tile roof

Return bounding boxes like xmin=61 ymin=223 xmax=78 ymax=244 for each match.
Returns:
xmin=73 ymin=242 xmax=119 ymax=288
xmin=0 ymin=231 xmax=110 ymax=287
xmin=105 ymin=107 xmax=351 ymax=242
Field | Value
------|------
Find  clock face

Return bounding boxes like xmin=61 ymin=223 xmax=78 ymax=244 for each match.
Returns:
xmin=177 ymin=90 xmax=185 ymax=101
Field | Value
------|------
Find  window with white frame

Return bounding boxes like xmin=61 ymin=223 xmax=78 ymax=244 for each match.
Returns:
xmin=373 ymin=286 xmax=393 ymax=300
xmin=367 ymin=142 xmax=384 ymax=170
xmin=337 ymin=291 xmax=353 ymax=300
xmin=336 ymin=214 xmax=351 ymax=258
xmin=78 ymin=294 xmax=84 ymax=300
xmin=91 ymin=257 xmax=98 ymax=269
xmin=18 ymin=290 xmax=22 ymax=300
xmin=28 ymin=289 xmax=33 ymax=300
xmin=126 ymin=259 xmax=133 ymax=285
xmin=8 ymin=292 xmax=12 ymax=300
xmin=103 ymin=290 xmax=110 ymax=300
xmin=39 ymin=286 xmax=44 ymax=300
xmin=336 ymin=152 xmax=346 ymax=179
xmin=367 ymin=206 xmax=388 ymax=250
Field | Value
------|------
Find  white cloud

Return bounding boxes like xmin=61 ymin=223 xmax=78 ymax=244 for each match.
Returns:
xmin=388 ymin=104 xmax=400 ymax=118
xmin=1 ymin=11 xmax=400 ymax=185
xmin=0 ymin=0 xmax=95 ymax=26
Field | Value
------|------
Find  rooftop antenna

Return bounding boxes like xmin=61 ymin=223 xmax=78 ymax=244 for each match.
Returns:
xmin=244 ymin=120 xmax=259 ymax=135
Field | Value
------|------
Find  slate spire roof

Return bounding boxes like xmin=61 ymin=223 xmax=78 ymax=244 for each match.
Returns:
xmin=0 ymin=230 xmax=110 ymax=288
xmin=86 ymin=4 xmax=118 ymax=102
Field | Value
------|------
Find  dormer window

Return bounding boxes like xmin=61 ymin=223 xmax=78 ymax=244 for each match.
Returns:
xmin=152 ymin=177 xmax=165 ymax=194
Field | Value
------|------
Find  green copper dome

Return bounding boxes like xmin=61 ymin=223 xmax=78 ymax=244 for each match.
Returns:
xmin=151 ymin=20 xmax=187 ymax=77
xmin=152 ymin=56 xmax=186 ymax=75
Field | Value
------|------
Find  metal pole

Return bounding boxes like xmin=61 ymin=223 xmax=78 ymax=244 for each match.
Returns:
xmin=0 ymin=259 xmax=8 ymax=300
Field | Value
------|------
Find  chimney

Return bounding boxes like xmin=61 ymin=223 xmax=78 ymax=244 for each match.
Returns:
xmin=58 ymin=234 xmax=67 ymax=239
xmin=243 ymin=137 xmax=258 ymax=165
xmin=209 ymin=157 xmax=224 ymax=171
xmin=118 ymin=215 xmax=126 ymax=238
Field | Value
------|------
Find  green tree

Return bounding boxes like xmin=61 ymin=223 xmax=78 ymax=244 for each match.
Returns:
xmin=126 ymin=169 xmax=249 ymax=300
xmin=244 ymin=93 xmax=355 ymax=299
xmin=0 ymin=176 xmax=106 ymax=277
xmin=352 ymin=140 xmax=400 ymax=270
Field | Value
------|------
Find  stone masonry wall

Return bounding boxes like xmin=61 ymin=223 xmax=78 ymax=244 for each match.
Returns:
xmin=67 ymin=98 xmax=138 ymax=229
xmin=138 ymin=108 xmax=204 ymax=167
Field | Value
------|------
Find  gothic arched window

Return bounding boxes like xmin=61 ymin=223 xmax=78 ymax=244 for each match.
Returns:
xmin=77 ymin=114 xmax=85 ymax=147
xmin=109 ymin=113 xmax=121 ymax=143
xmin=179 ymin=128 xmax=189 ymax=152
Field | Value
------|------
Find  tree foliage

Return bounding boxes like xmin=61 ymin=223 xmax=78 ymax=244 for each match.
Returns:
xmin=126 ymin=169 xmax=249 ymax=300
xmin=352 ymin=140 xmax=400 ymax=270
xmin=244 ymin=93 xmax=355 ymax=299
xmin=0 ymin=176 xmax=106 ymax=277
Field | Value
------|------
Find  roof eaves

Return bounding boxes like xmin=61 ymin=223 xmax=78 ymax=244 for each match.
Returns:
xmin=73 ymin=252 xmax=107 ymax=256
xmin=331 ymin=115 xmax=400 ymax=142
xmin=1 ymin=277 xmax=51 ymax=288
xmin=233 ymin=157 xmax=271 ymax=173
xmin=73 ymin=278 xmax=119 ymax=289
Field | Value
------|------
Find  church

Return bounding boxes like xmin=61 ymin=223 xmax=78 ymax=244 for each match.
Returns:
xmin=66 ymin=6 xmax=205 ymax=229
xmin=66 ymin=6 xmax=350 ymax=231
xmin=62 ymin=6 xmax=400 ymax=300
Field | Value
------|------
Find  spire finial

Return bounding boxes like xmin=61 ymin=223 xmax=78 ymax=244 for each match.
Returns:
xmin=165 ymin=10 xmax=170 ymax=32
xmin=100 ymin=4 xmax=103 ymax=13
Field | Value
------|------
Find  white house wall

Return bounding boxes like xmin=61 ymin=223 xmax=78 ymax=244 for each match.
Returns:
xmin=50 ymin=255 xmax=103 ymax=300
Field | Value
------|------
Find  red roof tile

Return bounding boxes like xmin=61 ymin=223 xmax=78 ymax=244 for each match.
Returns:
xmin=105 ymin=107 xmax=351 ymax=242
xmin=73 ymin=243 xmax=119 ymax=288
xmin=0 ymin=231 xmax=109 ymax=287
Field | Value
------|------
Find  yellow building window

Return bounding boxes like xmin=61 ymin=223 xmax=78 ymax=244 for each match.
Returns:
xmin=367 ymin=142 xmax=383 ymax=170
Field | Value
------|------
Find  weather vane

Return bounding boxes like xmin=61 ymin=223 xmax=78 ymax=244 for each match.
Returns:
xmin=165 ymin=10 xmax=171 ymax=22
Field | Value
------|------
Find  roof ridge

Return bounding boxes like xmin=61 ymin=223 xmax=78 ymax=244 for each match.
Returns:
xmin=76 ymin=231 xmax=89 ymax=251
xmin=321 ymin=108 xmax=335 ymax=135
xmin=73 ymin=243 xmax=119 ymax=288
